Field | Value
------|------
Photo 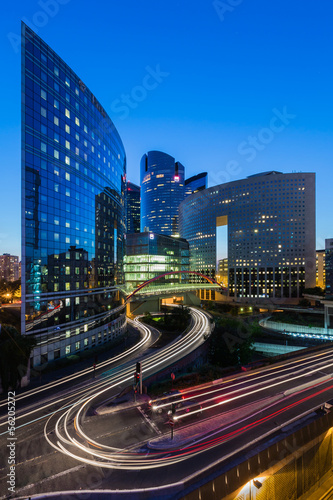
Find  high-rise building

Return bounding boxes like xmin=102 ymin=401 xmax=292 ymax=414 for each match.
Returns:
xmin=185 ymin=172 xmax=207 ymax=197
xmin=179 ymin=171 xmax=316 ymax=300
xmin=216 ymin=258 xmax=228 ymax=286
xmin=124 ymin=232 xmax=189 ymax=289
xmin=21 ymin=23 xmax=127 ymax=366
xmin=325 ymin=239 xmax=333 ymax=297
xmin=126 ymin=181 xmax=140 ymax=234
xmin=0 ymin=254 xmax=20 ymax=282
xmin=140 ymin=151 xmax=185 ymax=236
xmin=316 ymin=249 xmax=326 ymax=290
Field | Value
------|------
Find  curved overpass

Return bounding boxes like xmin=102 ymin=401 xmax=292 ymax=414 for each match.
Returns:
xmin=126 ymin=270 xmax=227 ymax=301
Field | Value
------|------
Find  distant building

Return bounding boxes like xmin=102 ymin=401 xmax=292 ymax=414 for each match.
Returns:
xmin=325 ymin=239 xmax=333 ymax=297
xmin=316 ymin=249 xmax=326 ymax=290
xmin=124 ymin=232 xmax=189 ymax=289
xmin=217 ymin=258 xmax=228 ymax=286
xmin=0 ymin=254 xmax=20 ymax=282
xmin=140 ymin=151 xmax=185 ymax=237
xmin=126 ymin=182 xmax=140 ymax=234
xmin=185 ymin=172 xmax=207 ymax=197
xmin=179 ymin=171 xmax=316 ymax=301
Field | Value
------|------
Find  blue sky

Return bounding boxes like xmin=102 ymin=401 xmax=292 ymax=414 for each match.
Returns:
xmin=0 ymin=0 xmax=332 ymax=258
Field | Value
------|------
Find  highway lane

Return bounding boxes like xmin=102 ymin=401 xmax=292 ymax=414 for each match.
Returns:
xmin=0 ymin=318 xmax=155 ymax=431
xmin=0 ymin=307 xmax=212 ymax=497
xmin=48 ymin=330 xmax=333 ymax=474
xmin=3 ymin=307 xmax=333 ymax=497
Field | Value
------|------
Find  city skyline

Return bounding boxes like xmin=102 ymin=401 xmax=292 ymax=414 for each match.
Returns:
xmin=1 ymin=1 xmax=333 ymax=257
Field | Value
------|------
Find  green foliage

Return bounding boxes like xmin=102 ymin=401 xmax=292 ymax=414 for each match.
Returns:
xmin=208 ymin=316 xmax=254 ymax=368
xmin=142 ymin=306 xmax=191 ymax=333
xmin=303 ymin=287 xmax=325 ymax=297
xmin=0 ymin=279 xmax=21 ymax=303
xmin=0 ymin=324 xmax=36 ymax=392
xmin=299 ymin=298 xmax=311 ymax=307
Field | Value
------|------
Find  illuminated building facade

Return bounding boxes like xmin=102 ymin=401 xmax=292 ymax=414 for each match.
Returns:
xmin=21 ymin=23 xmax=127 ymax=366
xmin=179 ymin=171 xmax=316 ymax=300
xmin=325 ymin=239 xmax=333 ymax=297
xmin=316 ymin=249 xmax=326 ymax=290
xmin=185 ymin=172 xmax=207 ymax=197
xmin=126 ymin=181 xmax=140 ymax=234
xmin=0 ymin=254 xmax=20 ymax=282
xmin=217 ymin=258 xmax=228 ymax=287
xmin=124 ymin=232 xmax=189 ymax=289
xmin=140 ymin=151 xmax=185 ymax=236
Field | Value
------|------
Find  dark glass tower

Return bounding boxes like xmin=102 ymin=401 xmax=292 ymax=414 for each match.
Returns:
xmin=140 ymin=151 xmax=185 ymax=236
xmin=325 ymin=239 xmax=333 ymax=297
xmin=21 ymin=23 xmax=127 ymax=366
xmin=185 ymin=172 xmax=207 ymax=197
xmin=126 ymin=181 xmax=140 ymax=234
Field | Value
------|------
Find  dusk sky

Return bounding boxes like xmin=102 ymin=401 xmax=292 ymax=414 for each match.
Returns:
xmin=0 ymin=0 xmax=332 ymax=258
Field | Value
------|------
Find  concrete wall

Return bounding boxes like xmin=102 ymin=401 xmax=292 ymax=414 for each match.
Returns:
xmin=180 ymin=409 xmax=333 ymax=500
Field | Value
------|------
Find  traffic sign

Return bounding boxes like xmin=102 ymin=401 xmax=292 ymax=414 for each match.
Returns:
xmin=171 ymin=372 xmax=175 ymax=380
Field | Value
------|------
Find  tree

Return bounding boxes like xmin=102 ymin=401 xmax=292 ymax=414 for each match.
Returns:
xmin=208 ymin=317 xmax=254 ymax=368
xmin=0 ymin=324 xmax=36 ymax=392
xmin=0 ymin=279 xmax=21 ymax=303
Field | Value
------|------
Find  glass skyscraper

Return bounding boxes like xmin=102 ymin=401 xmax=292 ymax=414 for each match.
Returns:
xmin=179 ymin=171 xmax=316 ymax=300
xmin=21 ymin=23 xmax=127 ymax=366
xmin=126 ymin=181 xmax=140 ymax=234
xmin=124 ymin=232 xmax=189 ymax=289
xmin=185 ymin=172 xmax=207 ymax=197
xmin=140 ymin=151 xmax=185 ymax=236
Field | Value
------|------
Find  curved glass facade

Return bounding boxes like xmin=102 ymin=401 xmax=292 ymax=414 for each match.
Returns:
xmin=21 ymin=23 xmax=127 ymax=365
xmin=140 ymin=151 xmax=185 ymax=236
xmin=179 ymin=171 xmax=316 ymax=300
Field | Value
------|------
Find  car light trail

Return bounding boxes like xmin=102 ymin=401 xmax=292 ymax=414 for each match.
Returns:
xmin=38 ymin=307 xmax=333 ymax=471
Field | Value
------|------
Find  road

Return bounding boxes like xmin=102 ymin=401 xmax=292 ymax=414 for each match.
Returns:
xmin=0 ymin=307 xmax=211 ymax=498
xmin=2 ymin=308 xmax=333 ymax=498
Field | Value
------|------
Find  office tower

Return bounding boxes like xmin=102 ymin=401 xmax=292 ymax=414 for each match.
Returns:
xmin=140 ymin=151 xmax=185 ymax=236
xmin=185 ymin=172 xmax=207 ymax=197
xmin=21 ymin=23 xmax=127 ymax=366
xmin=179 ymin=171 xmax=316 ymax=300
xmin=0 ymin=254 xmax=20 ymax=282
xmin=325 ymin=239 xmax=333 ymax=296
xmin=126 ymin=181 xmax=140 ymax=234
xmin=217 ymin=258 xmax=228 ymax=286
xmin=124 ymin=232 xmax=189 ymax=289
